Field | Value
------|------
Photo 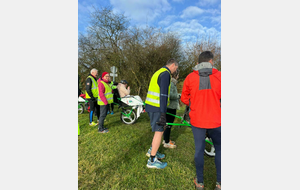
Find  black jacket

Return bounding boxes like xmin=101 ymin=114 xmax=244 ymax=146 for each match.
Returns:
xmin=85 ymin=74 xmax=97 ymax=100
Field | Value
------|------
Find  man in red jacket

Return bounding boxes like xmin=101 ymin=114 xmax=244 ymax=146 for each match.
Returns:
xmin=181 ymin=51 xmax=221 ymax=190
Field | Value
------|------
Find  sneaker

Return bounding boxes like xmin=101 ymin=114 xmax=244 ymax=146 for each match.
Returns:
xmin=146 ymin=157 xmax=167 ymax=169
xmin=107 ymin=111 xmax=110 ymax=114
xmin=162 ymin=140 xmax=175 ymax=145
xmin=111 ymin=111 xmax=114 ymax=115
xmin=89 ymin=122 xmax=98 ymax=127
xmin=146 ymin=147 xmax=165 ymax=160
xmin=194 ymin=178 xmax=204 ymax=190
xmin=214 ymin=182 xmax=221 ymax=190
xmin=98 ymin=129 xmax=109 ymax=133
xmin=163 ymin=141 xmax=177 ymax=148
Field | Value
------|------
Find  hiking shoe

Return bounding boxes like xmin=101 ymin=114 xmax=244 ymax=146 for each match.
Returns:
xmin=163 ymin=141 xmax=177 ymax=148
xmin=146 ymin=147 xmax=165 ymax=160
xmin=98 ymin=129 xmax=109 ymax=133
xmin=162 ymin=140 xmax=175 ymax=145
xmin=194 ymin=178 xmax=204 ymax=190
xmin=111 ymin=111 xmax=114 ymax=115
xmin=107 ymin=111 xmax=110 ymax=114
xmin=214 ymin=182 xmax=221 ymax=190
xmin=89 ymin=122 xmax=98 ymax=127
xmin=146 ymin=157 xmax=167 ymax=169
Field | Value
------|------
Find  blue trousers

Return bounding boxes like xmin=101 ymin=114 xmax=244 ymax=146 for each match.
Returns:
xmin=192 ymin=126 xmax=221 ymax=183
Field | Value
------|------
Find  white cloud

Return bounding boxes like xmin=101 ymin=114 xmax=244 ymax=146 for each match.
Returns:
xmin=210 ymin=15 xmax=221 ymax=25
xmin=109 ymin=0 xmax=171 ymax=24
xmin=158 ymin=15 xmax=177 ymax=26
xmin=163 ymin=19 xmax=220 ymax=43
xmin=180 ymin=6 xmax=205 ymax=19
xmin=197 ymin=0 xmax=219 ymax=7
xmin=205 ymin=8 xmax=220 ymax=15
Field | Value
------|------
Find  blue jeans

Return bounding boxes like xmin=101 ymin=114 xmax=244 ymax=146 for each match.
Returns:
xmin=192 ymin=126 xmax=221 ymax=183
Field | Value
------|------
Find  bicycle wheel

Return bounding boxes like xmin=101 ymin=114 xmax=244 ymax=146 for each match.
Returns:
xmin=78 ymin=103 xmax=84 ymax=114
xmin=204 ymin=137 xmax=215 ymax=157
xmin=120 ymin=109 xmax=137 ymax=125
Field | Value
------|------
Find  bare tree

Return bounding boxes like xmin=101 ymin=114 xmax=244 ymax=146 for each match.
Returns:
xmin=78 ymin=6 xmax=221 ymax=99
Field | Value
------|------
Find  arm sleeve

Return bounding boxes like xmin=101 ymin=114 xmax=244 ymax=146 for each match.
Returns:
xmin=85 ymin=78 xmax=94 ymax=99
xmin=169 ymin=82 xmax=178 ymax=100
xmin=110 ymin=81 xmax=117 ymax=90
xmin=98 ymin=82 xmax=108 ymax=105
xmin=119 ymin=84 xmax=130 ymax=97
xmin=180 ymin=77 xmax=190 ymax=106
xmin=158 ymin=71 xmax=170 ymax=113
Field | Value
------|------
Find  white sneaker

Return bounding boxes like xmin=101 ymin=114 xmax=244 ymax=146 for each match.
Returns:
xmin=162 ymin=140 xmax=175 ymax=145
xmin=163 ymin=141 xmax=177 ymax=148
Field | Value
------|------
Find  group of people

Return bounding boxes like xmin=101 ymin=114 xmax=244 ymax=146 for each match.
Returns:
xmin=80 ymin=50 xmax=221 ymax=190
xmin=144 ymin=51 xmax=221 ymax=190
xmin=84 ymin=70 xmax=130 ymax=133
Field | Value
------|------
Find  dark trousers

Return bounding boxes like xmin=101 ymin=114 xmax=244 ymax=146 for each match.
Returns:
xmin=88 ymin=99 xmax=100 ymax=123
xmin=107 ymin=103 xmax=114 ymax=112
xmin=163 ymin=108 xmax=177 ymax=143
xmin=98 ymin=104 xmax=108 ymax=131
xmin=192 ymin=126 xmax=221 ymax=183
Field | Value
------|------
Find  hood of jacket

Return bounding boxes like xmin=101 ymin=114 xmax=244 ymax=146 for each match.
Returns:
xmin=171 ymin=78 xmax=178 ymax=85
xmin=193 ymin=62 xmax=218 ymax=76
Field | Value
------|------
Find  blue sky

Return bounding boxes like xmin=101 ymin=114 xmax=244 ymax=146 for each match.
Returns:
xmin=78 ymin=0 xmax=221 ymax=43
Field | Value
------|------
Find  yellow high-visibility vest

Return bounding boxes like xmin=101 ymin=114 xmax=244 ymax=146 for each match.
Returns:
xmin=85 ymin=76 xmax=98 ymax=99
xmin=98 ymin=81 xmax=114 ymax=105
xmin=145 ymin=68 xmax=171 ymax=107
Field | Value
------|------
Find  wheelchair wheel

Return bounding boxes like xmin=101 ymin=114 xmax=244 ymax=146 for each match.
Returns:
xmin=78 ymin=103 xmax=84 ymax=114
xmin=120 ymin=109 xmax=137 ymax=125
xmin=204 ymin=137 xmax=215 ymax=157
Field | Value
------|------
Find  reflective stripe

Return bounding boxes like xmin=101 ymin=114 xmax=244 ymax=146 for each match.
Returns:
xmin=98 ymin=81 xmax=114 ymax=105
xmin=145 ymin=97 xmax=160 ymax=104
xmin=147 ymin=91 xmax=159 ymax=97
xmin=86 ymin=76 xmax=98 ymax=99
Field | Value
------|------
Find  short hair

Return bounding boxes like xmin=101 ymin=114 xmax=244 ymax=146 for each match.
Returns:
xmin=166 ymin=58 xmax=178 ymax=66
xmin=198 ymin=51 xmax=214 ymax=63
xmin=90 ymin=68 xmax=98 ymax=74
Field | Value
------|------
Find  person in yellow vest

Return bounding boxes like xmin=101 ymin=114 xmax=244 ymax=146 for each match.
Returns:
xmin=85 ymin=68 xmax=100 ymax=127
xmin=96 ymin=72 xmax=114 ymax=133
xmin=145 ymin=58 xmax=179 ymax=169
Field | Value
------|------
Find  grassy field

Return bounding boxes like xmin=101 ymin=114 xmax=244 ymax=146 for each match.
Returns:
xmin=78 ymin=106 xmax=217 ymax=190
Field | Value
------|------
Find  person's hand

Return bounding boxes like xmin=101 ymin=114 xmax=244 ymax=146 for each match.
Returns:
xmin=91 ymin=97 xmax=97 ymax=102
xmin=156 ymin=113 xmax=167 ymax=126
xmin=128 ymin=86 xmax=130 ymax=90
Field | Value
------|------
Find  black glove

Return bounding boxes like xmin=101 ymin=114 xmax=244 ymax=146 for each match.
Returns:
xmin=156 ymin=113 xmax=167 ymax=126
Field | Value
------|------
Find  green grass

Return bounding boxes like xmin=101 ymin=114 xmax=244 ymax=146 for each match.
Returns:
xmin=78 ymin=107 xmax=217 ymax=190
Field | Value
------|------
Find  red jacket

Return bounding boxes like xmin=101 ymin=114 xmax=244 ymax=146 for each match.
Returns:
xmin=181 ymin=64 xmax=221 ymax=129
